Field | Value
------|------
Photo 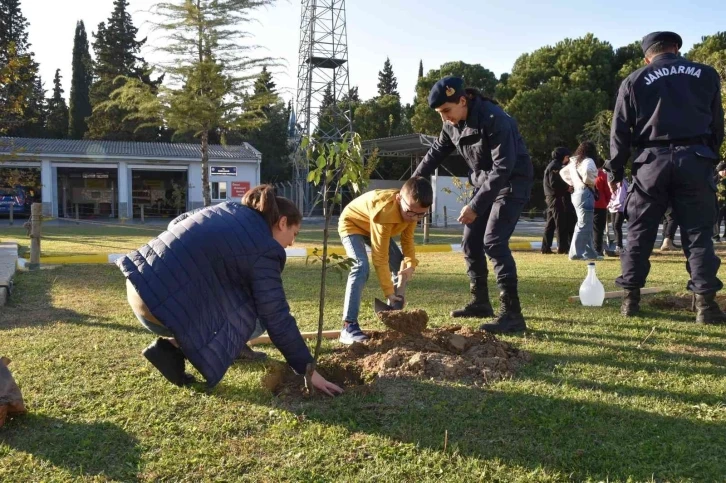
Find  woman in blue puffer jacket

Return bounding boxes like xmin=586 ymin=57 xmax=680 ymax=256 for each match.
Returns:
xmin=118 ymin=185 xmax=343 ymax=396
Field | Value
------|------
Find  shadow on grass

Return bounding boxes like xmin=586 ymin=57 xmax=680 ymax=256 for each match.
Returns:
xmin=0 ymin=267 xmax=146 ymax=335
xmin=291 ymin=377 xmax=726 ymax=481
xmin=0 ymin=414 xmax=141 ymax=480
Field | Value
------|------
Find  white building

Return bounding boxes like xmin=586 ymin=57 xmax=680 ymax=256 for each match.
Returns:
xmin=0 ymin=137 xmax=261 ymax=219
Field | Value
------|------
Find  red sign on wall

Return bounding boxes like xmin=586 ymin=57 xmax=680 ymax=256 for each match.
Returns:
xmin=231 ymin=181 xmax=251 ymax=198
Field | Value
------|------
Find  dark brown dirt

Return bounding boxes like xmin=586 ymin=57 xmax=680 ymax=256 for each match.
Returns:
xmin=377 ymin=308 xmax=429 ymax=335
xmin=265 ymin=325 xmax=531 ymax=399
xmin=648 ymin=293 xmax=726 ymax=311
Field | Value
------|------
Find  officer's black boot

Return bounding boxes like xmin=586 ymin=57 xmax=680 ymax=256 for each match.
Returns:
xmin=620 ymin=288 xmax=640 ymax=317
xmin=450 ymin=282 xmax=494 ymax=318
xmin=695 ymin=292 xmax=726 ymax=325
xmin=479 ymin=287 xmax=527 ymax=334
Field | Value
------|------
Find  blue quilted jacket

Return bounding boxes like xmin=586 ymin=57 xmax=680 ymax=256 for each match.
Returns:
xmin=117 ymin=202 xmax=313 ymax=387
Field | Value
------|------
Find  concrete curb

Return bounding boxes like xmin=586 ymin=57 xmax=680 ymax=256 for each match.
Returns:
xmin=17 ymin=242 xmax=559 ymax=265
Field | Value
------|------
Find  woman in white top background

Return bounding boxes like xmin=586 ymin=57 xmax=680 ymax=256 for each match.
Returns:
xmin=560 ymin=141 xmax=602 ymax=260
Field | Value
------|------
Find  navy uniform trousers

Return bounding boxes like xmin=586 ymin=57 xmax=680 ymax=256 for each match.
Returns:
xmin=463 ymin=184 xmax=530 ymax=289
xmin=618 ymin=145 xmax=723 ymax=294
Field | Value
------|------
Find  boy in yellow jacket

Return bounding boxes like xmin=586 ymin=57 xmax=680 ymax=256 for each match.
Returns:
xmin=338 ymin=177 xmax=433 ymax=344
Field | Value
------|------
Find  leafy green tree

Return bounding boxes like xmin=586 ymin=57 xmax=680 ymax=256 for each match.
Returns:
xmin=86 ymin=0 xmax=162 ymax=141
xmin=98 ymin=0 xmax=275 ymax=206
xmin=0 ymin=0 xmax=40 ymax=135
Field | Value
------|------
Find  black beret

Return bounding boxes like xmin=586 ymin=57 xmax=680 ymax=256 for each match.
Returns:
xmin=428 ymin=76 xmax=465 ymax=109
xmin=552 ymin=147 xmax=571 ymax=161
xmin=641 ymin=31 xmax=683 ymax=55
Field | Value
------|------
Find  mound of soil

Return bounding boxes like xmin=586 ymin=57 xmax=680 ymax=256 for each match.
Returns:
xmin=377 ymin=308 xmax=428 ymax=335
xmin=265 ymin=325 xmax=531 ymax=400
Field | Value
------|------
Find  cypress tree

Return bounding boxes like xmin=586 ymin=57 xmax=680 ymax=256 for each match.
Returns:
xmin=377 ymin=57 xmax=399 ymax=97
xmin=68 ymin=20 xmax=92 ymax=139
xmin=46 ymin=69 xmax=69 ymax=138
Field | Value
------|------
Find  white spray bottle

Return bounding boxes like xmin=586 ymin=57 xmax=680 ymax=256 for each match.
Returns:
xmin=579 ymin=262 xmax=605 ymax=307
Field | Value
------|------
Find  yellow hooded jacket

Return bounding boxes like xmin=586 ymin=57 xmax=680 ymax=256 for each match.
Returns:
xmin=338 ymin=189 xmax=419 ymax=297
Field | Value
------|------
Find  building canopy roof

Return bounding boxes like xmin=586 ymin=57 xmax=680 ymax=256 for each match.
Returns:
xmin=0 ymin=137 xmax=259 ymax=161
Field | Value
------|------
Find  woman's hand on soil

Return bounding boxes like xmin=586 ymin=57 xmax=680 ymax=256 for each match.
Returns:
xmin=311 ymin=371 xmax=344 ymax=397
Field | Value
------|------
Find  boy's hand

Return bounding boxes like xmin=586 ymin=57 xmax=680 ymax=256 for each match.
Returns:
xmin=387 ymin=294 xmax=404 ymax=308
xmin=400 ymin=266 xmax=415 ymax=282
xmin=458 ymin=205 xmax=477 ymax=224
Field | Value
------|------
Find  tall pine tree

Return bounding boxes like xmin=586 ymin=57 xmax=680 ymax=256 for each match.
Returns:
xmin=86 ymin=0 xmax=161 ymax=140
xmin=0 ymin=0 xmax=40 ymax=135
xmin=418 ymin=60 xmax=423 ymax=79
xmin=46 ymin=69 xmax=69 ymax=138
xmin=68 ymin=20 xmax=92 ymax=139
xmin=19 ymin=75 xmax=46 ymax=137
xmin=377 ymin=57 xmax=399 ymax=97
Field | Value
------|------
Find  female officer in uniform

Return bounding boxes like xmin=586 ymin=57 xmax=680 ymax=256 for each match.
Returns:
xmin=412 ymin=76 xmax=533 ymax=333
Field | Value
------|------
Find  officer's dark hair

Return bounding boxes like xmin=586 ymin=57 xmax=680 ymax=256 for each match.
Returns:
xmin=401 ymin=176 xmax=433 ymax=208
xmin=573 ymin=141 xmax=599 ymax=166
xmin=462 ymin=87 xmax=499 ymax=106
xmin=645 ymin=41 xmax=679 ymax=59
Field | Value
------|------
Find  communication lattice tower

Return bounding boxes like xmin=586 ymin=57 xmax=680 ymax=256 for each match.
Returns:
xmin=291 ymin=0 xmax=352 ymax=212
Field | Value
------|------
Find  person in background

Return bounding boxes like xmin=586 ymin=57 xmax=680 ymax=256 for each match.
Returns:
xmin=337 ymin=177 xmax=433 ymax=344
xmin=560 ymin=141 xmax=602 ymax=261
xmin=660 ymin=208 xmax=679 ymax=251
xmin=593 ymin=158 xmax=613 ymax=255
xmin=542 ymin=147 xmax=574 ymax=254
xmin=713 ymin=161 xmax=726 ymax=243
xmin=117 ymin=185 xmax=343 ymax=396
xmin=607 ymin=177 xmax=628 ymax=256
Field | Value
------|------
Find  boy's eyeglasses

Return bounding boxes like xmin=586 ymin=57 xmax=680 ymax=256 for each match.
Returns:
xmin=401 ymin=197 xmax=428 ymax=218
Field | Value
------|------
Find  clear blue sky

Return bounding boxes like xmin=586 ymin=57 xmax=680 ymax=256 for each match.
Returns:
xmin=25 ymin=0 xmax=726 ymax=104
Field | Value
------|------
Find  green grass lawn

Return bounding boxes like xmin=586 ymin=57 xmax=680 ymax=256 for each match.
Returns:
xmin=0 ymin=223 xmax=536 ymax=259
xmin=1 ymin=242 xmax=726 ymax=481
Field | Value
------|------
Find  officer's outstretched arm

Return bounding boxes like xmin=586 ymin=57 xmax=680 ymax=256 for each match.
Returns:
xmin=413 ymin=129 xmax=455 ymax=178
xmin=606 ymin=81 xmax=635 ymax=182
xmin=468 ymin=115 xmax=517 ymax=215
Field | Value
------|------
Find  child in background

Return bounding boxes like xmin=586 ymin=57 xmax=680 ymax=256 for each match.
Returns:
xmin=607 ymin=178 xmax=628 ymax=256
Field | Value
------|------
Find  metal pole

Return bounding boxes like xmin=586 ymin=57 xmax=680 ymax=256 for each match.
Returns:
xmin=8 ymin=206 xmax=13 ymax=226
xmin=140 ymin=204 xmax=145 ymax=224
xmin=444 ymin=206 xmax=447 ymax=228
xmin=75 ymin=203 xmax=79 ymax=224
xmin=29 ymin=203 xmax=41 ymax=270
xmin=423 ymin=209 xmax=430 ymax=244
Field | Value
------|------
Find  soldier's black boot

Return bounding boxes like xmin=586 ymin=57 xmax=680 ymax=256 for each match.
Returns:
xmin=451 ymin=282 xmax=495 ymax=318
xmin=479 ymin=287 xmax=527 ymax=334
xmin=620 ymin=288 xmax=640 ymax=317
xmin=695 ymin=293 xmax=726 ymax=324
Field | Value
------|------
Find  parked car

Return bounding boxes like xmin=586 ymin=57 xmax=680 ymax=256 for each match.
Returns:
xmin=0 ymin=186 xmax=32 ymax=217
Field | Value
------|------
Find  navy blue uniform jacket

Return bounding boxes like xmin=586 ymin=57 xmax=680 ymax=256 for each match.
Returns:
xmin=608 ymin=52 xmax=724 ymax=180
xmin=117 ymin=202 xmax=313 ymax=387
xmin=413 ymin=95 xmax=533 ymax=214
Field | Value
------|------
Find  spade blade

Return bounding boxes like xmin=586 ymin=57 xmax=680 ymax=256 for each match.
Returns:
xmin=374 ymin=297 xmax=394 ymax=315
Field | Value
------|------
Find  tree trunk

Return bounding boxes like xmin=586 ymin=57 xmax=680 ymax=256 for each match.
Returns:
xmin=201 ymin=129 xmax=211 ymax=206
xmin=305 ymin=171 xmax=330 ymax=393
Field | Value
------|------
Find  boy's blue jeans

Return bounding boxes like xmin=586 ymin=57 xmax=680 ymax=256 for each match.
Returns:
xmin=341 ymin=234 xmax=403 ymax=324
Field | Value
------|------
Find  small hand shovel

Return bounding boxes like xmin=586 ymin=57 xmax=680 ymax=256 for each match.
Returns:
xmin=374 ymin=261 xmax=407 ymax=314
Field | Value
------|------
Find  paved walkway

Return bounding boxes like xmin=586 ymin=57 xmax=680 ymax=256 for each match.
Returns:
xmin=0 ymin=242 xmax=18 ymax=306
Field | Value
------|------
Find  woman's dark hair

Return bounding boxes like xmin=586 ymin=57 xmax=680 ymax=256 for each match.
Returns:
xmin=242 ymin=184 xmax=302 ymax=229
xmin=573 ymin=141 xmax=599 ymax=166
xmin=464 ymin=87 xmax=499 ymax=106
